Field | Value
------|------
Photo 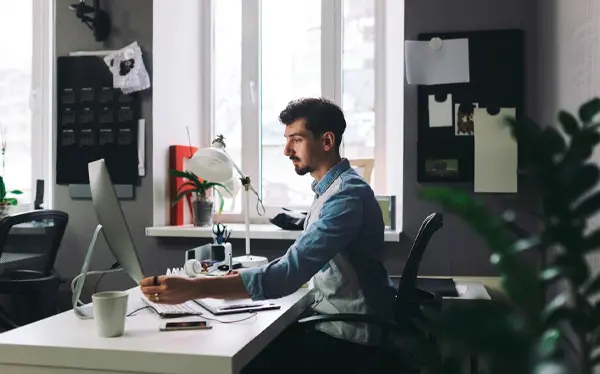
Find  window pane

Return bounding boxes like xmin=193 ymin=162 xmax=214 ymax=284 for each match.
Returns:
xmin=213 ymin=0 xmax=242 ymax=213
xmin=0 ymin=0 xmax=33 ymax=203
xmin=260 ymin=0 xmax=321 ymax=207
xmin=342 ymin=0 xmax=375 ymax=185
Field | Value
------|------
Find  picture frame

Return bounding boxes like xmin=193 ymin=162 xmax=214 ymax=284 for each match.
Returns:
xmin=376 ymin=195 xmax=396 ymax=230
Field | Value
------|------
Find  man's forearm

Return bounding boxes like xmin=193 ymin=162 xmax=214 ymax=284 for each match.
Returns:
xmin=191 ymin=273 xmax=251 ymax=300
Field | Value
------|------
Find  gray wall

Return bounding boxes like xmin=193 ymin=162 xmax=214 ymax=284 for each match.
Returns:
xmin=54 ymin=0 xmax=540 ymax=302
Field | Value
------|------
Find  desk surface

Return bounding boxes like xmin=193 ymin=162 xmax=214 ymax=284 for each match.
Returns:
xmin=0 ymin=287 xmax=312 ymax=374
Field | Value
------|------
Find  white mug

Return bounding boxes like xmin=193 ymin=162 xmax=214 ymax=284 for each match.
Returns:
xmin=92 ymin=291 xmax=129 ymax=338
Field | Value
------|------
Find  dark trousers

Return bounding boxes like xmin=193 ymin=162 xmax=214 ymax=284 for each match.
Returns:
xmin=242 ymin=323 xmax=381 ymax=374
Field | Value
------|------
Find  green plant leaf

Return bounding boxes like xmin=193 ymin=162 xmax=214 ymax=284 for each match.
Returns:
xmin=0 ymin=175 xmax=5 ymax=200
xmin=558 ymin=110 xmax=580 ymax=136
xmin=565 ymin=164 xmax=600 ymax=201
xmin=573 ymin=190 xmax=600 ymax=219
xmin=532 ymin=359 xmax=569 ymax=374
xmin=537 ymin=328 xmax=562 ymax=359
xmin=4 ymin=198 xmax=16 ymax=205
xmin=552 ymin=255 xmax=589 ymax=286
xmin=203 ymin=182 xmax=232 ymax=195
xmin=542 ymin=126 xmax=568 ymax=156
xmin=541 ymin=294 xmax=587 ymax=331
xmin=172 ymin=190 xmax=192 ymax=206
xmin=174 ymin=182 xmax=197 ymax=196
xmin=579 ymin=97 xmax=600 ymax=124
xmin=584 ymin=273 xmax=600 ymax=297
xmin=419 ymin=187 xmax=543 ymax=318
xmin=8 ymin=190 xmax=22 ymax=195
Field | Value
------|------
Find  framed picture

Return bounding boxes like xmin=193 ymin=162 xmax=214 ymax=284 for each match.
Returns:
xmin=376 ymin=195 xmax=396 ymax=230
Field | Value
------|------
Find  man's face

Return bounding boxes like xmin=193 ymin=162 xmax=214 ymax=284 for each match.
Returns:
xmin=283 ymin=119 xmax=323 ymax=176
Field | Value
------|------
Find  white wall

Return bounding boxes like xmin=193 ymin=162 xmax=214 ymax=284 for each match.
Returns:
xmin=152 ymin=0 xmax=210 ymax=226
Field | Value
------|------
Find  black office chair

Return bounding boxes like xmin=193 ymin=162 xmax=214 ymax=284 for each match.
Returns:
xmin=0 ymin=210 xmax=69 ymax=328
xmin=297 ymin=213 xmax=445 ymax=373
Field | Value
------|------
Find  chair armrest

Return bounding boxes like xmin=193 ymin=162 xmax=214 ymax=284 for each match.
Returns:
xmin=297 ymin=313 xmax=422 ymax=336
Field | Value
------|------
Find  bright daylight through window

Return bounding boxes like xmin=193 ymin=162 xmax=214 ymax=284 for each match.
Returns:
xmin=0 ymin=0 xmax=50 ymax=206
xmin=0 ymin=1 xmax=33 ymax=203
xmin=213 ymin=0 xmax=376 ymax=218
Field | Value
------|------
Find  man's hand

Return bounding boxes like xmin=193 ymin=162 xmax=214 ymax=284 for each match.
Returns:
xmin=139 ymin=276 xmax=200 ymax=305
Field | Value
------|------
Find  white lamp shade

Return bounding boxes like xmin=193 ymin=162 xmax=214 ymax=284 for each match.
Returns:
xmin=188 ymin=147 xmax=235 ymax=183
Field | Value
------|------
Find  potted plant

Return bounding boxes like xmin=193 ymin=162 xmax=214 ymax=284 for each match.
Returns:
xmin=0 ymin=175 xmax=22 ymax=219
xmin=417 ymin=98 xmax=600 ymax=373
xmin=169 ymin=169 xmax=231 ymax=227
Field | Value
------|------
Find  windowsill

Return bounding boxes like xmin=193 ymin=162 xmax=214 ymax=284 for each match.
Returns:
xmin=146 ymin=223 xmax=402 ymax=242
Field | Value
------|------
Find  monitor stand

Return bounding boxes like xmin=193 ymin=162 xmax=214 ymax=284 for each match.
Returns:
xmin=72 ymin=224 xmax=123 ymax=320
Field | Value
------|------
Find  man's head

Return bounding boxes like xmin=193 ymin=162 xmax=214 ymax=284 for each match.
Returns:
xmin=279 ymin=97 xmax=346 ymax=176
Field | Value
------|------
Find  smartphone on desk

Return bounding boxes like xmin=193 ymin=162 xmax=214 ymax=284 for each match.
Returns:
xmin=159 ymin=320 xmax=212 ymax=331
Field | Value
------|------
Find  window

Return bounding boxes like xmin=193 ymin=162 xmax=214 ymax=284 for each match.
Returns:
xmin=212 ymin=0 xmax=381 ymax=221
xmin=0 ymin=0 xmax=53 ymax=207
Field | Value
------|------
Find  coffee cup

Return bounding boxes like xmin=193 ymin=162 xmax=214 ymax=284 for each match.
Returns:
xmin=92 ymin=290 xmax=128 ymax=337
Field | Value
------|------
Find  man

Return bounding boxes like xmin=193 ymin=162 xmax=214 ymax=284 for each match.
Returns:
xmin=140 ymin=98 xmax=396 ymax=372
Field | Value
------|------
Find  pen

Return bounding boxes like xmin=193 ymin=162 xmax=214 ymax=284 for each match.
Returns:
xmin=227 ymin=253 xmax=233 ymax=275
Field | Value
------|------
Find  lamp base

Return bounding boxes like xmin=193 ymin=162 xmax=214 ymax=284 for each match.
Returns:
xmin=233 ymin=254 xmax=268 ymax=268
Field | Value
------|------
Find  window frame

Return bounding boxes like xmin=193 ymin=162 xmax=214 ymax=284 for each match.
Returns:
xmin=207 ymin=0 xmax=388 ymax=224
xmin=30 ymin=0 xmax=54 ymax=209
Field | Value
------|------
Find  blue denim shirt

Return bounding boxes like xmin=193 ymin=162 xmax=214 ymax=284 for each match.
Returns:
xmin=240 ymin=159 xmax=396 ymax=343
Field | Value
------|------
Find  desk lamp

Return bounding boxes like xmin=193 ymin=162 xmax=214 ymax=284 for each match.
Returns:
xmin=188 ymin=135 xmax=268 ymax=268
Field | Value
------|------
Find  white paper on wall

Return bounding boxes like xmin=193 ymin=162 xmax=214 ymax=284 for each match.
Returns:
xmin=405 ymin=38 xmax=470 ymax=85
xmin=474 ymin=108 xmax=518 ymax=193
xmin=428 ymin=94 xmax=453 ymax=127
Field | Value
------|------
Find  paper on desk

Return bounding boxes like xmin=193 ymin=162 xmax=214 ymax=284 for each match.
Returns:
xmin=428 ymin=94 xmax=453 ymax=127
xmin=474 ymin=108 xmax=518 ymax=193
xmin=456 ymin=285 xmax=468 ymax=297
xmin=405 ymin=38 xmax=470 ymax=85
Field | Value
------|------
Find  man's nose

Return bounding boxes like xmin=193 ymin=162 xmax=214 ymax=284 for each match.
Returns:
xmin=284 ymin=144 xmax=292 ymax=157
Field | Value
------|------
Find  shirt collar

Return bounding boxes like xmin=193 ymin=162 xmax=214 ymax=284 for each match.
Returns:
xmin=311 ymin=158 xmax=351 ymax=196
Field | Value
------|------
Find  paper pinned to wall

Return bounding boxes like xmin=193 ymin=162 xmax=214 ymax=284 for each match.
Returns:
xmin=405 ymin=38 xmax=470 ymax=85
xmin=428 ymin=94 xmax=453 ymax=127
xmin=474 ymin=108 xmax=518 ymax=193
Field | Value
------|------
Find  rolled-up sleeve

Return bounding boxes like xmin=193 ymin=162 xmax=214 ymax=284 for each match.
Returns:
xmin=239 ymin=190 xmax=363 ymax=300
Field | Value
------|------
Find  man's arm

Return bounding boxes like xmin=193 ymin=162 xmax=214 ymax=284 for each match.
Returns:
xmin=238 ymin=189 xmax=364 ymax=300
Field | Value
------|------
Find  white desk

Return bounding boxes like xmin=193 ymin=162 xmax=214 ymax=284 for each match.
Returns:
xmin=0 ymin=280 xmax=492 ymax=374
xmin=0 ymin=287 xmax=313 ymax=374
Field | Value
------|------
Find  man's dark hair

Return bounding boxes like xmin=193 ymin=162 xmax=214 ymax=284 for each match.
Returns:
xmin=279 ymin=97 xmax=346 ymax=152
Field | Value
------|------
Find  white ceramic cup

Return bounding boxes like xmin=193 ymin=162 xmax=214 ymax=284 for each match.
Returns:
xmin=92 ymin=291 xmax=129 ymax=338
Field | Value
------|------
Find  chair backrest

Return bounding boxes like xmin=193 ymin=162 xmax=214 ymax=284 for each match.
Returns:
xmin=0 ymin=210 xmax=69 ymax=274
xmin=397 ymin=213 xmax=443 ymax=297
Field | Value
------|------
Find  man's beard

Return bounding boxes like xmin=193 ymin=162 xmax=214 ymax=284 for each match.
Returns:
xmin=291 ymin=157 xmax=313 ymax=176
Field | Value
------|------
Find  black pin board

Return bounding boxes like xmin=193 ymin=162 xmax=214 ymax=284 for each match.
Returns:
xmin=56 ymin=56 xmax=140 ymax=185
xmin=416 ymin=29 xmax=525 ymax=184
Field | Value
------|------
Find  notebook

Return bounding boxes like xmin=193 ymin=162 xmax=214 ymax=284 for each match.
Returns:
xmin=194 ymin=298 xmax=280 ymax=315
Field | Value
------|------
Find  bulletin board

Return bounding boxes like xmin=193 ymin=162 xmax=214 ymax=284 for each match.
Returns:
xmin=56 ymin=56 xmax=141 ymax=185
xmin=416 ymin=29 xmax=525 ymax=190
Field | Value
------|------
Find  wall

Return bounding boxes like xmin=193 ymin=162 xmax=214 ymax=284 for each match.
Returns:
xmin=537 ymin=0 xmax=600 ymax=279
xmin=54 ymin=0 xmax=182 ymax=304
xmin=53 ymin=0 xmax=541 ymax=306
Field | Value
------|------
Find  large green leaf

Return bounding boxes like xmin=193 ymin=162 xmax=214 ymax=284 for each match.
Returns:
xmin=532 ymin=359 xmax=569 ymax=374
xmin=579 ymin=97 xmax=600 ymax=124
xmin=420 ymin=187 xmax=543 ymax=317
xmin=558 ymin=110 xmax=580 ymax=136
xmin=573 ymin=191 xmax=600 ymax=219
xmin=536 ymin=328 xmax=562 ymax=359
xmin=565 ymin=164 xmax=600 ymax=201
xmin=169 ymin=169 xmax=202 ymax=189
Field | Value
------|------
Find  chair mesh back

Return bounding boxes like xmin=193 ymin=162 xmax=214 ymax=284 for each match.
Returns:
xmin=0 ymin=210 xmax=69 ymax=275
xmin=397 ymin=213 xmax=443 ymax=297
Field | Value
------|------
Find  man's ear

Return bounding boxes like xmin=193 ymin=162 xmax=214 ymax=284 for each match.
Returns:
xmin=322 ymin=132 xmax=335 ymax=151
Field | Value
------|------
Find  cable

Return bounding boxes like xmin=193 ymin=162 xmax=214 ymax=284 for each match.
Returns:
xmin=126 ymin=304 xmax=257 ymax=324
xmin=93 ymin=262 xmax=121 ymax=294
xmin=127 ymin=306 xmax=153 ymax=317
xmin=71 ymin=267 xmax=123 ymax=306
xmin=202 ymin=312 xmax=258 ymax=324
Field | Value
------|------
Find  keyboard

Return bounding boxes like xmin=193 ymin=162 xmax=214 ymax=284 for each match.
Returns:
xmin=141 ymin=296 xmax=205 ymax=318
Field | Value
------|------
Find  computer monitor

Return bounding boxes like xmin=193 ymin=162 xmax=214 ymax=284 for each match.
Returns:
xmin=88 ymin=159 xmax=144 ymax=283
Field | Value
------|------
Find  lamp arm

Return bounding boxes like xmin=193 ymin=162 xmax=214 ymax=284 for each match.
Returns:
xmin=221 ymin=149 xmax=265 ymax=215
